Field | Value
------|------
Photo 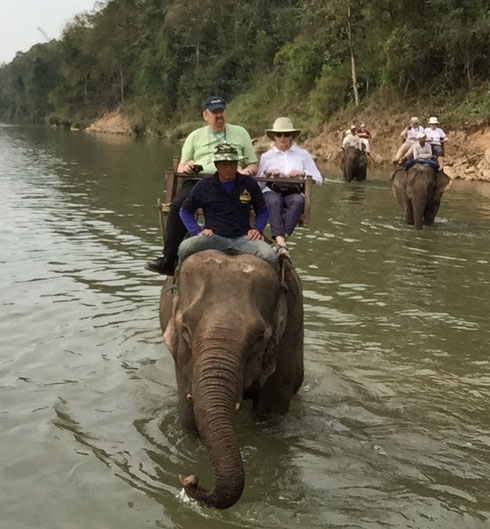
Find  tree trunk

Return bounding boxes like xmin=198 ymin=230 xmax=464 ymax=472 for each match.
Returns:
xmin=347 ymin=5 xmax=359 ymax=106
xmin=180 ymin=338 xmax=244 ymax=509
xmin=119 ymin=67 xmax=125 ymax=103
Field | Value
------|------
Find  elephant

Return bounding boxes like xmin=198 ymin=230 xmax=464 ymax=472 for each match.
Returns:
xmin=160 ymin=250 xmax=304 ymax=509
xmin=391 ymin=163 xmax=450 ymax=229
xmin=341 ymin=146 xmax=368 ymax=181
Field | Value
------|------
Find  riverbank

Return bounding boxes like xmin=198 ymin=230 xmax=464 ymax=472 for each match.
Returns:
xmin=84 ymin=108 xmax=490 ymax=182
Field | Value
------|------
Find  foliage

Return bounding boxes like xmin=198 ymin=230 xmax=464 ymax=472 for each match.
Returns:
xmin=0 ymin=0 xmax=488 ymax=131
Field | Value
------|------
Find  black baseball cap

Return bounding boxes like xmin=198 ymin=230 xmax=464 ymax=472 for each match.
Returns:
xmin=202 ymin=96 xmax=226 ymax=111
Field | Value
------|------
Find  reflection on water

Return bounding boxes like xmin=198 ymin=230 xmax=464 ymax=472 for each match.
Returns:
xmin=1 ymin=125 xmax=489 ymax=529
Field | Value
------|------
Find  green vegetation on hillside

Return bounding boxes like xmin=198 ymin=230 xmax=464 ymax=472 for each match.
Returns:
xmin=0 ymin=0 xmax=489 ymax=136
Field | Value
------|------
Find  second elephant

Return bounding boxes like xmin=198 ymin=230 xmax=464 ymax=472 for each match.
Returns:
xmin=391 ymin=163 xmax=450 ymax=229
xmin=341 ymin=146 xmax=368 ymax=182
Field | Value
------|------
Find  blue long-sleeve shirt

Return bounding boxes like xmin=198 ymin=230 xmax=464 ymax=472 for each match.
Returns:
xmin=179 ymin=174 xmax=269 ymax=238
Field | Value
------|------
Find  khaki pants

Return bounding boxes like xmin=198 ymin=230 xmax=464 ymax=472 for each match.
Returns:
xmin=395 ymin=140 xmax=415 ymax=161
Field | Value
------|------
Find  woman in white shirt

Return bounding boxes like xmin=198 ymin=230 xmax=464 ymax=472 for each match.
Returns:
xmin=425 ymin=116 xmax=447 ymax=167
xmin=257 ymin=117 xmax=322 ymax=251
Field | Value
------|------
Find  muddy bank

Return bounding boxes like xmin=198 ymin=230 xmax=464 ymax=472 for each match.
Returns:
xmin=85 ymin=110 xmax=133 ymax=136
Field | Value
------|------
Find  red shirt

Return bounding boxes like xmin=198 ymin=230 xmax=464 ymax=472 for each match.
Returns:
xmin=357 ymin=128 xmax=371 ymax=139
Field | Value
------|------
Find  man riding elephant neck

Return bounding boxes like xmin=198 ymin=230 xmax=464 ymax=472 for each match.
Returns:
xmin=177 ymin=143 xmax=277 ymax=270
xmin=145 ymin=96 xmax=258 ymax=276
xmin=402 ymin=132 xmax=439 ymax=172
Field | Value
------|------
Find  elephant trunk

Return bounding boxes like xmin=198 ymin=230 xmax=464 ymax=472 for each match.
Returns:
xmin=412 ymin=196 xmax=426 ymax=229
xmin=180 ymin=336 xmax=244 ymax=509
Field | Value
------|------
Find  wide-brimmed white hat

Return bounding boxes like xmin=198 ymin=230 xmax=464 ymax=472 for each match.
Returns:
xmin=428 ymin=116 xmax=439 ymax=125
xmin=266 ymin=117 xmax=301 ymax=140
xmin=410 ymin=116 xmax=419 ymax=123
xmin=416 ymin=132 xmax=426 ymax=139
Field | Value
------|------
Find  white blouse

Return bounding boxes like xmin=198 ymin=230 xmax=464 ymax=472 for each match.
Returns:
xmin=424 ymin=127 xmax=447 ymax=145
xmin=256 ymin=143 xmax=323 ymax=193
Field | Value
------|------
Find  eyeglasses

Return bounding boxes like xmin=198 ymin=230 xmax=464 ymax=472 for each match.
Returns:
xmin=275 ymin=132 xmax=293 ymax=138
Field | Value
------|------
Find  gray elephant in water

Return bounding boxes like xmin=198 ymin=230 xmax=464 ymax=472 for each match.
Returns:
xmin=341 ymin=146 xmax=368 ymax=181
xmin=160 ymin=250 xmax=304 ymax=509
xmin=391 ymin=163 xmax=450 ymax=229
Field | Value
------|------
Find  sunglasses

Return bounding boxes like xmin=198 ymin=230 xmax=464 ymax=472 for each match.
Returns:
xmin=275 ymin=132 xmax=293 ymax=138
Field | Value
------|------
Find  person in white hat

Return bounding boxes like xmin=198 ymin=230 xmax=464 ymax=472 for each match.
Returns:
xmin=424 ymin=117 xmax=447 ymax=166
xmin=342 ymin=125 xmax=362 ymax=150
xmin=402 ymin=132 xmax=432 ymax=161
xmin=256 ymin=117 xmax=322 ymax=252
xmin=394 ymin=116 xmax=426 ymax=162
xmin=401 ymin=131 xmax=439 ymax=172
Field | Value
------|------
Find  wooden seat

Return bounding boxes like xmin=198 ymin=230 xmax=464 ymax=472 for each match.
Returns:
xmin=156 ymin=160 xmax=314 ymax=242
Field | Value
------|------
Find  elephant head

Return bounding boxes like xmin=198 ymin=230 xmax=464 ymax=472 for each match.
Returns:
xmin=162 ymin=250 xmax=303 ymax=509
xmin=341 ymin=146 xmax=367 ymax=182
xmin=391 ymin=163 xmax=450 ymax=229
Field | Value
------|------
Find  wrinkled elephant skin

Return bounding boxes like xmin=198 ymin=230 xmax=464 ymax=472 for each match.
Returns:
xmin=341 ymin=146 xmax=368 ymax=182
xmin=391 ymin=164 xmax=450 ymax=229
xmin=161 ymin=250 xmax=304 ymax=509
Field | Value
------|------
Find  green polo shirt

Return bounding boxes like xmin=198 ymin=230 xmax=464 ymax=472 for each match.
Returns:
xmin=180 ymin=124 xmax=257 ymax=174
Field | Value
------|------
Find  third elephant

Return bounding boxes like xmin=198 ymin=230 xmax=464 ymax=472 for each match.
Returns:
xmin=341 ymin=146 xmax=368 ymax=182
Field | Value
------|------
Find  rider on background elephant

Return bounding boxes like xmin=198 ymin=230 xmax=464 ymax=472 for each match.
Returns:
xmin=162 ymin=249 xmax=304 ymax=509
xmin=401 ymin=132 xmax=439 ymax=172
xmin=341 ymin=126 xmax=367 ymax=182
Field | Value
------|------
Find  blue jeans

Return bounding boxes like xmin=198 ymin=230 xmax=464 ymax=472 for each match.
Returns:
xmin=178 ymin=234 xmax=278 ymax=269
xmin=403 ymin=158 xmax=439 ymax=171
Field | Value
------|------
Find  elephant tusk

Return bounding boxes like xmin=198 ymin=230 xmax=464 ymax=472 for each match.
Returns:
xmin=187 ymin=393 xmax=192 ymax=401
xmin=235 ymin=402 xmax=240 ymax=411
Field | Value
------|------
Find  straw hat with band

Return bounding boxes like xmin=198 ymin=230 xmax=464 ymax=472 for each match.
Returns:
xmin=416 ymin=132 xmax=427 ymax=139
xmin=266 ymin=117 xmax=301 ymax=141
xmin=428 ymin=116 xmax=439 ymax=125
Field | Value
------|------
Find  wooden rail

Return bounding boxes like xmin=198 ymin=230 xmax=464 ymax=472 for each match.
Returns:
xmin=156 ymin=167 xmax=314 ymax=243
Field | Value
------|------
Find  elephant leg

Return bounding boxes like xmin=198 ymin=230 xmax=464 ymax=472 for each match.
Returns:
xmin=424 ymin=198 xmax=441 ymax=225
xmin=254 ymin=369 xmax=295 ymax=419
xmin=405 ymin=198 xmax=414 ymax=225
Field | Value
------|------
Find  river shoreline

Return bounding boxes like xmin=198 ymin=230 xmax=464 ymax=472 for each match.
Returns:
xmin=84 ymin=110 xmax=490 ymax=182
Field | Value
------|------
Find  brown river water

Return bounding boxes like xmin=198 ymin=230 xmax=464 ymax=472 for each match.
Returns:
xmin=1 ymin=125 xmax=489 ymax=529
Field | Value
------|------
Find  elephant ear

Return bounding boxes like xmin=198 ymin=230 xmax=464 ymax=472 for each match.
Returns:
xmin=259 ymin=281 xmax=288 ymax=386
xmin=436 ymin=171 xmax=451 ymax=194
xmin=163 ymin=294 xmax=181 ymax=359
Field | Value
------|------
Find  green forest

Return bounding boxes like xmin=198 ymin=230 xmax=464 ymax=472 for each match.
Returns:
xmin=0 ymin=0 xmax=489 ymax=137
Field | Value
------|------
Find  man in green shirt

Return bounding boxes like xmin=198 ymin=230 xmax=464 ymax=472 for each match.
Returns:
xmin=146 ymin=96 xmax=258 ymax=275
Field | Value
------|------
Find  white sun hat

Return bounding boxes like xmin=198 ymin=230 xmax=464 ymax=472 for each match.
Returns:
xmin=416 ymin=132 xmax=426 ymax=139
xmin=410 ymin=116 xmax=419 ymax=123
xmin=266 ymin=117 xmax=301 ymax=140
xmin=428 ymin=116 xmax=439 ymax=125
